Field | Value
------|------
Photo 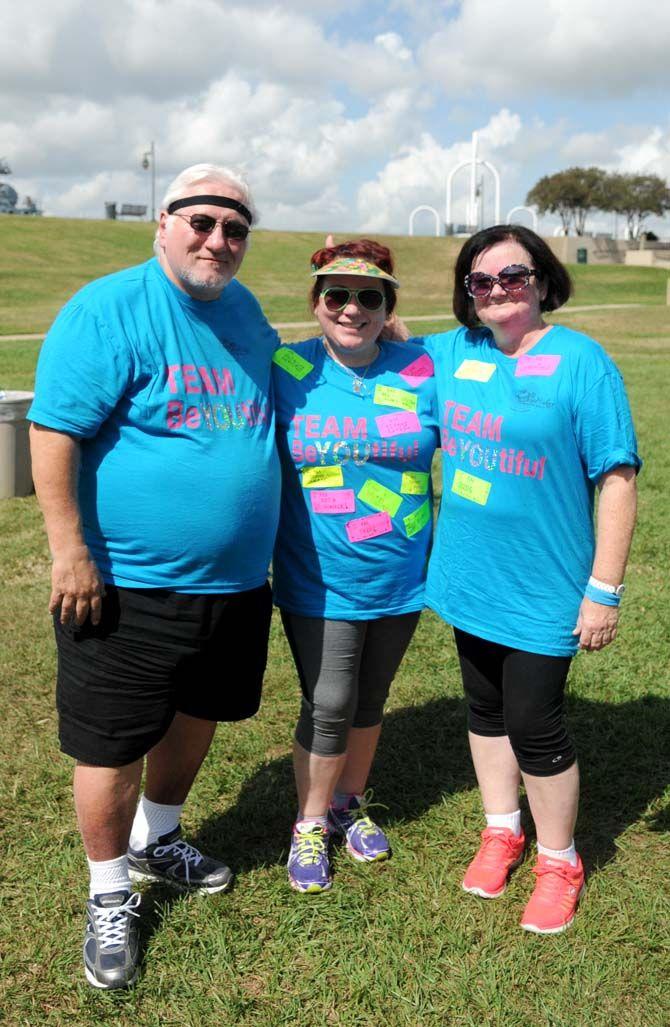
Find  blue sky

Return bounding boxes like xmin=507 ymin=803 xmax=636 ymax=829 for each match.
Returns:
xmin=1 ymin=0 xmax=669 ymax=236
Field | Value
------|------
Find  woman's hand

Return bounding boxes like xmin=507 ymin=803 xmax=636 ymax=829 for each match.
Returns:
xmin=572 ymin=597 xmax=619 ymax=651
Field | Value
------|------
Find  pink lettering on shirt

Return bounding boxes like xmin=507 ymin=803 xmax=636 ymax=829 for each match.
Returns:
xmin=310 ymin=489 xmax=356 ymax=514
xmin=375 ymin=411 xmax=422 ymax=437
xmin=515 ymin=354 xmax=561 ymax=377
xmin=399 ymin=353 xmax=434 ymax=386
xmin=345 ymin=511 xmax=393 ymax=543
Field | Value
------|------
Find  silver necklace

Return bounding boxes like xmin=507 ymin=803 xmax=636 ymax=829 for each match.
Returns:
xmin=323 ymin=340 xmax=380 ymax=395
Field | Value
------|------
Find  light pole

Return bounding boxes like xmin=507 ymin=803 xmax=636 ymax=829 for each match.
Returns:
xmin=142 ymin=142 xmax=156 ymax=221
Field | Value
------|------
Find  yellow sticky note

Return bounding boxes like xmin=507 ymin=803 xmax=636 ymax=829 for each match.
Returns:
xmin=272 ymin=347 xmax=314 ymax=380
xmin=404 ymin=500 xmax=431 ymax=537
xmin=401 ymin=471 xmax=429 ymax=495
xmin=451 ymin=469 xmax=491 ymax=506
xmin=373 ymin=384 xmax=418 ymax=412
xmin=454 ymin=359 xmax=497 ymax=382
xmin=358 ymin=478 xmax=403 ymax=517
xmin=302 ymin=465 xmax=345 ymax=488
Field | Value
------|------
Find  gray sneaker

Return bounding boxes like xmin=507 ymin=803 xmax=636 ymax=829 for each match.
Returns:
xmin=83 ymin=890 xmax=141 ymax=990
xmin=128 ymin=826 xmax=233 ymax=893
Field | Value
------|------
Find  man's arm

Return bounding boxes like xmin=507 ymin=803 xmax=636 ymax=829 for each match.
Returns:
xmin=572 ymin=465 xmax=637 ymax=652
xmin=30 ymin=424 xmax=105 ymax=626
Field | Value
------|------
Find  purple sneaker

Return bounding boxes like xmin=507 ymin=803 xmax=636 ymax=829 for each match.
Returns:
xmin=287 ymin=824 xmax=332 ymax=893
xmin=328 ymin=793 xmax=391 ymax=863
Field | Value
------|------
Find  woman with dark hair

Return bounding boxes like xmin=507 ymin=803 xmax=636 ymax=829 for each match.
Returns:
xmin=422 ymin=224 xmax=640 ymax=933
xmin=272 ymin=240 xmax=439 ymax=893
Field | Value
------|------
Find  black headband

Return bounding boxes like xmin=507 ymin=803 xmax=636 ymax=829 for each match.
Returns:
xmin=167 ymin=194 xmax=252 ymax=224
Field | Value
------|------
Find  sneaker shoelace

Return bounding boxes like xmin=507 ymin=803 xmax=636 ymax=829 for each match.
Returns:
xmin=292 ymin=828 xmax=328 ymax=867
xmin=152 ymin=839 xmax=204 ymax=884
xmin=92 ymin=893 xmax=141 ymax=951
xmin=531 ymin=861 xmax=580 ymax=904
xmin=473 ymin=831 xmax=519 ymax=870
xmin=338 ymin=790 xmax=387 ymax=841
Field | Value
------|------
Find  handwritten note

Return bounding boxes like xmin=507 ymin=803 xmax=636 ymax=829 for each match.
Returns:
xmin=346 ymin=511 xmax=393 ymax=543
xmin=375 ymin=411 xmax=422 ymax=438
xmin=454 ymin=359 xmax=497 ymax=382
xmin=374 ymin=384 xmax=418 ymax=412
xmin=401 ymin=471 xmax=429 ymax=495
xmin=403 ymin=500 xmax=431 ymax=537
xmin=451 ymin=469 xmax=491 ymax=506
xmin=310 ymin=489 xmax=355 ymax=514
xmin=399 ymin=353 xmax=434 ymax=386
xmin=515 ymin=354 xmax=561 ymax=377
xmin=272 ymin=347 xmax=314 ymax=380
xmin=358 ymin=479 xmax=403 ymax=517
xmin=302 ymin=465 xmax=345 ymax=488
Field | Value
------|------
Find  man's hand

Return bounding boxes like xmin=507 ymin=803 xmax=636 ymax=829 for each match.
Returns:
xmin=50 ymin=545 xmax=105 ymax=626
xmin=572 ymin=597 xmax=619 ymax=652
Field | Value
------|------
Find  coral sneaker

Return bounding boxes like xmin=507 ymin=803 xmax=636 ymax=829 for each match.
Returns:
xmin=462 ymin=827 xmax=526 ymax=898
xmin=521 ymin=854 xmax=585 ymax=934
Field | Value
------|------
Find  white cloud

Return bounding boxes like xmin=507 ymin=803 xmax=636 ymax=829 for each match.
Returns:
xmin=375 ymin=33 xmax=412 ymax=62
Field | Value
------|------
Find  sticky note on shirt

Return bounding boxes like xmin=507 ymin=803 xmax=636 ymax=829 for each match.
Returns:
xmin=272 ymin=347 xmax=314 ymax=380
xmin=454 ymin=359 xmax=497 ymax=382
xmin=401 ymin=471 xmax=429 ymax=494
xmin=358 ymin=479 xmax=403 ymax=517
xmin=451 ymin=469 xmax=491 ymax=506
xmin=375 ymin=411 xmax=422 ymax=437
xmin=302 ymin=465 xmax=344 ymax=488
xmin=515 ymin=354 xmax=561 ymax=377
xmin=310 ymin=489 xmax=355 ymax=514
xmin=374 ymin=384 xmax=418 ymax=412
xmin=404 ymin=500 xmax=431 ymax=538
xmin=346 ymin=511 xmax=393 ymax=543
xmin=399 ymin=353 xmax=434 ymax=386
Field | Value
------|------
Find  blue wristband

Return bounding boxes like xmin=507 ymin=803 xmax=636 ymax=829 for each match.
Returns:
xmin=584 ymin=583 xmax=621 ymax=607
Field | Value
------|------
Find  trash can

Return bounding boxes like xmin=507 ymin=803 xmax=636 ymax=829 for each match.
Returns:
xmin=0 ymin=391 xmax=34 ymax=499
xmin=576 ymin=247 xmax=588 ymax=264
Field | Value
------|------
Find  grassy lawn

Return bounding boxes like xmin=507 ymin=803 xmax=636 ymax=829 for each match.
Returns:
xmin=1 ymin=223 xmax=669 ymax=1025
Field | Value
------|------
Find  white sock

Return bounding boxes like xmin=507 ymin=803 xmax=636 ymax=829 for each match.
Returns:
xmin=485 ymin=810 xmax=522 ymax=836
xmin=537 ymin=840 xmax=578 ymax=867
xmin=129 ymin=794 xmax=184 ymax=851
xmin=88 ymin=854 xmax=132 ymax=900
xmin=295 ymin=815 xmax=329 ymax=833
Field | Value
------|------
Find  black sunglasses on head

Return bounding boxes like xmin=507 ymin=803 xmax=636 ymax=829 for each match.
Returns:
xmin=172 ymin=212 xmax=250 ymax=241
xmin=465 ymin=264 xmax=538 ymax=298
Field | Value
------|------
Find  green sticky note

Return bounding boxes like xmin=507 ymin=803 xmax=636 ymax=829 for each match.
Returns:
xmin=374 ymin=384 xmax=418 ymax=412
xmin=358 ymin=478 xmax=403 ymax=517
xmin=403 ymin=499 xmax=431 ymax=537
xmin=401 ymin=471 xmax=429 ymax=495
xmin=451 ymin=469 xmax=491 ymax=506
xmin=272 ymin=347 xmax=314 ymax=380
xmin=302 ymin=465 xmax=345 ymax=488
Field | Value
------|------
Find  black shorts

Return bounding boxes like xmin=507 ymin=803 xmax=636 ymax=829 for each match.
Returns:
xmin=55 ymin=581 xmax=272 ymax=767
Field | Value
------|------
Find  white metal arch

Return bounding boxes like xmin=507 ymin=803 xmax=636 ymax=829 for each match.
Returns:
xmin=445 ymin=159 xmax=501 ymax=229
xmin=506 ymin=205 xmax=538 ymax=231
xmin=408 ymin=205 xmax=440 ymax=237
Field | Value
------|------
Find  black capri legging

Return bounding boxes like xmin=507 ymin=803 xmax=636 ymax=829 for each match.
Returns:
xmin=454 ymin=628 xmax=576 ymax=777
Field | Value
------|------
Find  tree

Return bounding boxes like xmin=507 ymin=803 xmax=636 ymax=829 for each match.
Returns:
xmin=526 ymin=167 xmax=605 ymax=235
xmin=600 ymin=173 xmax=670 ymax=240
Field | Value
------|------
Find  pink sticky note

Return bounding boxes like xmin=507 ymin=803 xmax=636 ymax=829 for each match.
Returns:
xmin=399 ymin=353 xmax=434 ymax=386
xmin=310 ymin=489 xmax=356 ymax=514
xmin=345 ymin=511 xmax=393 ymax=543
xmin=515 ymin=354 xmax=561 ymax=377
xmin=375 ymin=411 xmax=422 ymax=437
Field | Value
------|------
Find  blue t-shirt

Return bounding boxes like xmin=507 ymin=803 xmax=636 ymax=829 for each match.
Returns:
xmin=419 ymin=324 xmax=640 ymax=656
xmin=272 ymin=337 xmax=440 ymax=619
xmin=29 ymin=258 xmax=281 ymax=592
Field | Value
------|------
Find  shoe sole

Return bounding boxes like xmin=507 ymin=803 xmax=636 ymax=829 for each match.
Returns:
xmin=288 ymin=876 xmax=332 ymax=894
xmin=520 ymin=884 xmax=586 ymax=934
xmin=345 ymin=840 xmax=391 ymax=863
xmin=84 ymin=964 xmax=139 ymax=990
xmin=128 ymin=868 xmax=233 ymax=894
xmin=461 ymin=853 xmax=525 ymax=899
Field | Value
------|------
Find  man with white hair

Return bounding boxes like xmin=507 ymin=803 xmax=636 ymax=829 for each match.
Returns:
xmin=28 ymin=164 xmax=281 ymax=989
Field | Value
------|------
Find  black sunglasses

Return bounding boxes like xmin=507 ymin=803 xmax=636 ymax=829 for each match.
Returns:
xmin=172 ymin=212 xmax=250 ymax=241
xmin=321 ymin=286 xmax=386 ymax=312
xmin=465 ymin=264 xmax=538 ymax=298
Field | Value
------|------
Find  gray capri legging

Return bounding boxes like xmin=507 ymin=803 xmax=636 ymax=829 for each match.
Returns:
xmin=281 ymin=611 xmax=421 ymax=757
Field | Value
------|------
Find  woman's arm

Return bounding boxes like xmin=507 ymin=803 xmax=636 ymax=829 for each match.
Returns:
xmin=572 ymin=465 xmax=637 ymax=651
